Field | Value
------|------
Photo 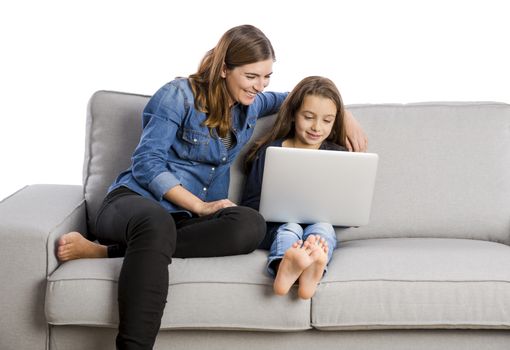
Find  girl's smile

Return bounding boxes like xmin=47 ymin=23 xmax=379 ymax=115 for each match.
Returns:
xmin=289 ymin=95 xmax=337 ymax=149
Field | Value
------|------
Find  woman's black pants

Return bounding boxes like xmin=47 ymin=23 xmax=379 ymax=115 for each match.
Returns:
xmin=94 ymin=187 xmax=266 ymax=350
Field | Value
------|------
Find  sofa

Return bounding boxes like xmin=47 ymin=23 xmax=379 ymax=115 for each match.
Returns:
xmin=1 ymin=90 xmax=510 ymax=350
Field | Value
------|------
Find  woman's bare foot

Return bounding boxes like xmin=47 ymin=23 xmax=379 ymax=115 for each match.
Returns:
xmin=57 ymin=231 xmax=108 ymax=261
xmin=273 ymin=240 xmax=314 ymax=296
xmin=297 ymin=235 xmax=329 ymax=299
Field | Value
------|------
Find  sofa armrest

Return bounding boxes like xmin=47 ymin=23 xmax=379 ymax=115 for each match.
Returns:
xmin=0 ymin=184 xmax=86 ymax=350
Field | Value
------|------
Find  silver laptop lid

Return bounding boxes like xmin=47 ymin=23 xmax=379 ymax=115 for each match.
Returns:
xmin=258 ymin=147 xmax=378 ymax=226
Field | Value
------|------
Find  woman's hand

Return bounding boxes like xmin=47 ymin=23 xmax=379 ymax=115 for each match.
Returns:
xmin=344 ymin=110 xmax=368 ymax=152
xmin=165 ymin=185 xmax=236 ymax=216
xmin=194 ymin=199 xmax=237 ymax=217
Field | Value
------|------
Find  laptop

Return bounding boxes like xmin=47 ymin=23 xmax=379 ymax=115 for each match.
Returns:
xmin=258 ymin=147 xmax=379 ymax=227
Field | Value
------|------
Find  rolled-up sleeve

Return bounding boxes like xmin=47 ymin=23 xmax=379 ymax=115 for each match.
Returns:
xmin=148 ymin=171 xmax=181 ymax=200
xmin=131 ymin=83 xmax=184 ymax=200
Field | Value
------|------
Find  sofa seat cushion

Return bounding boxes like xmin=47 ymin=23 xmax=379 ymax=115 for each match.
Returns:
xmin=312 ymin=238 xmax=510 ymax=330
xmin=46 ymin=250 xmax=310 ymax=331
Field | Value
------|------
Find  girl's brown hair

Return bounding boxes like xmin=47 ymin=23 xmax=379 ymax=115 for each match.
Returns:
xmin=189 ymin=25 xmax=275 ymax=137
xmin=243 ymin=76 xmax=346 ymax=173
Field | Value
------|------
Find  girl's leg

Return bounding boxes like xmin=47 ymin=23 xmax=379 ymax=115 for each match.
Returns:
xmin=298 ymin=223 xmax=337 ymax=299
xmin=267 ymin=223 xmax=318 ymax=296
xmin=173 ymin=206 xmax=266 ymax=258
xmin=302 ymin=223 xmax=337 ymax=266
xmin=266 ymin=223 xmax=304 ymax=276
xmin=95 ymin=188 xmax=177 ymax=350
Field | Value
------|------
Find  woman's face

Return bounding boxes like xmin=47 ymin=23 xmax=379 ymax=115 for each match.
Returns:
xmin=222 ymin=59 xmax=273 ymax=106
xmin=292 ymin=95 xmax=337 ymax=149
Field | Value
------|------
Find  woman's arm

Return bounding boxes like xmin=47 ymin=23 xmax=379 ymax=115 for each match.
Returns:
xmin=131 ymin=112 xmax=181 ymax=199
xmin=129 ymin=83 xmax=187 ymax=200
xmin=255 ymin=91 xmax=288 ymax=118
xmin=164 ymin=185 xmax=235 ymax=216
xmin=344 ymin=109 xmax=368 ymax=152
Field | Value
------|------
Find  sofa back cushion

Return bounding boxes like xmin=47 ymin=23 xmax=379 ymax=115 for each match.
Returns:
xmin=83 ymin=91 xmax=148 ymax=230
xmin=337 ymin=102 xmax=510 ymax=244
xmin=84 ymin=92 xmax=510 ymax=244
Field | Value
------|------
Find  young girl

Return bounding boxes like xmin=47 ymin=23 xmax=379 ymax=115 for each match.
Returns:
xmin=241 ymin=76 xmax=347 ymax=299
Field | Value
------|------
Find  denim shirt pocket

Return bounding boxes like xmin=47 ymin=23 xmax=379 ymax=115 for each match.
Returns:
xmin=174 ymin=128 xmax=211 ymax=162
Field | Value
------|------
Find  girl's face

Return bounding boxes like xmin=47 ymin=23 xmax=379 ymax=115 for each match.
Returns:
xmin=222 ymin=59 xmax=273 ymax=106
xmin=292 ymin=95 xmax=336 ymax=149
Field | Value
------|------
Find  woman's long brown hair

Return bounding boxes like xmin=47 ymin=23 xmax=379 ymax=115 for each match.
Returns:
xmin=188 ymin=25 xmax=275 ymax=137
xmin=243 ymin=76 xmax=346 ymax=173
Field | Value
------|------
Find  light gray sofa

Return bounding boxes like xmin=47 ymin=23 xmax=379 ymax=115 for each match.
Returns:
xmin=1 ymin=91 xmax=510 ymax=350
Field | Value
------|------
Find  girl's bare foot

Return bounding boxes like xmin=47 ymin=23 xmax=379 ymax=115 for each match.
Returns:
xmin=298 ymin=235 xmax=329 ymax=299
xmin=273 ymin=240 xmax=314 ymax=296
xmin=57 ymin=231 xmax=107 ymax=261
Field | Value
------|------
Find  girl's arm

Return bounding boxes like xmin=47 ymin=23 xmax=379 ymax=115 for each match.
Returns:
xmin=255 ymin=91 xmax=288 ymax=118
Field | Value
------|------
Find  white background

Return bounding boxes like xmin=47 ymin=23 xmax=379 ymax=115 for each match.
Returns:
xmin=1 ymin=0 xmax=508 ymax=200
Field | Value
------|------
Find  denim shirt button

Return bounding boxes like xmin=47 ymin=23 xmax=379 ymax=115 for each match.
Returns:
xmin=222 ymin=157 xmax=226 ymax=162
xmin=203 ymin=187 xmax=207 ymax=191
xmin=211 ymin=167 xmax=215 ymax=171
xmin=193 ymin=138 xmax=198 ymax=143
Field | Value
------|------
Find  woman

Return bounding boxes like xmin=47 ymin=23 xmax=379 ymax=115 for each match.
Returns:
xmin=57 ymin=25 xmax=368 ymax=349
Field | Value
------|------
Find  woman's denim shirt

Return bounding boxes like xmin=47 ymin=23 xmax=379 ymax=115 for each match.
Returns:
xmin=109 ymin=78 xmax=287 ymax=214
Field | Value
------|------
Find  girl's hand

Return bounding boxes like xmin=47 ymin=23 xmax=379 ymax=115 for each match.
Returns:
xmin=344 ymin=110 xmax=368 ymax=152
xmin=195 ymin=199 xmax=237 ymax=216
